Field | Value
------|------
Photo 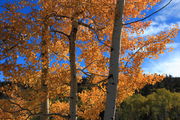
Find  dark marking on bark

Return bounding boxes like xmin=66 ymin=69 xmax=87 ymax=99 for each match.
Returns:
xmin=111 ymin=82 xmax=115 ymax=85
xmin=99 ymin=111 xmax=104 ymax=120
xmin=108 ymin=74 xmax=113 ymax=79
xmin=73 ymin=27 xmax=78 ymax=32
xmin=42 ymin=84 xmax=47 ymax=87
xmin=70 ymin=96 xmax=74 ymax=99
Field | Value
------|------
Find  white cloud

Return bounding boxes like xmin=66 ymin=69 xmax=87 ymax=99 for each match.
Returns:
xmin=141 ymin=22 xmax=176 ymax=36
xmin=143 ymin=51 xmax=180 ymax=77
xmin=154 ymin=0 xmax=180 ymax=22
xmin=130 ymin=21 xmax=179 ymax=37
xmin=166 ymin=43 xmax=180 ymax=48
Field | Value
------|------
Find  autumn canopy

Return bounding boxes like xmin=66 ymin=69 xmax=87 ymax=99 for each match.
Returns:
xmin=0 ymin=0 xmax=178 ymax=120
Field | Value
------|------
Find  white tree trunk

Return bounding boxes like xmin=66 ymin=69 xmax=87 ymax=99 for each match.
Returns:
xmin=104 ymin=0 xmax=125 ymax=120
xmin=69 ymin=20 xmax=78 ymax=120
xmin=40 ymin=22 xmax=49 ymax=120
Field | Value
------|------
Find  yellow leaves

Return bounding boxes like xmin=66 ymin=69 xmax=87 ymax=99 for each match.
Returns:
xmin=50 ymin=101 xmax=69 ymax=120
xmin=79 ymin=41 xmax=109 ymax=74
xmin=77 ymin=26 xmax=94 ymax=41
xmin=47 ymin=65 xmax=71 ymax=98
xmin=49 ymin=40 xmax=69 ymax=60
xmin=116 ymin=72 xmax=165 ymax=104
xmin=78 ymin=87 xmax=105 ymax=120
xmin=26 ymin=51 xmax=38 ymax=64
xmin=168 ymin=47 xmax=174 ymax=52
xmin=146 ymin=74 xmax=165 ymax=85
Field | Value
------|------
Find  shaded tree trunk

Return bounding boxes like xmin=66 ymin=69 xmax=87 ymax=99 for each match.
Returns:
xmin=40 ymin=22 xmax=50 ymax=120
xmin=69 ymin=19 xmax=79 ymax=120
xmin=104 ymin=0 xmax=125 ymax=120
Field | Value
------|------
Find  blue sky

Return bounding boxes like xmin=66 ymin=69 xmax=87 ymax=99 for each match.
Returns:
xmin=141 ymin=0 xmax=180 ymax=77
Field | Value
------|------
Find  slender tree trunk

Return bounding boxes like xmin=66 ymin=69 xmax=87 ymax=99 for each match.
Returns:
xmin=69 ymin=19 xmax=78 ymax=120
xmin=40 ymin=22 xmax=49 ymax=120
xmin=104 ymin=0 xmax=125 ymax=120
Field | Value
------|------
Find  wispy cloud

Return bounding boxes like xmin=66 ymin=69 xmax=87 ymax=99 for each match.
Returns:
xmin=143 ymin=50 xmax=180 ymax=77
xmin=130 ymin=21 xmax=178 ymax=37
xmin=141 ymin=22 xmax=176 ymax=36
xmin=140 ymin=0 xmax=180 ymax=36
xmin=166 ymin=43 xmax=180 ymax=48
xmin=154 ymin=0 xmax=180 ymax=22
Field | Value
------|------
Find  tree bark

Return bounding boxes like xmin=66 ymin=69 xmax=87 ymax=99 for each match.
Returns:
xmin=104 ymin=0 xmax=125 ymax=120
xmin=69 ymin=19 xmax=78 ymax=120
xmin=40 ymin=22 xmax=49 ymax=120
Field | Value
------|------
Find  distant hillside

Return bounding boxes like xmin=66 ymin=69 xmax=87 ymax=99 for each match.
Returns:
xmin=139 ymin=76 xmax=180 ymax=96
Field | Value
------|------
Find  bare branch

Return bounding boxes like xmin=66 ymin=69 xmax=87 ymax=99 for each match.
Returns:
xmin=81 ymin=60 xmax=99 ymax=71
xmin=44 ymin=12 xmax=72 ymax=20
xmin=45 ymin=113 xmax=69 ymax=119
xmin=78 ymin=21 xmax=96 ymax=30
xmin=81 ymin=17 xmax=109 ymax=30
xmin=0 ymin=100 xmax=33 ymax=119
xmin=0 ymin=99 xmax=69 ymax=119
xmin=8 ymin=100 xmax=33 ymax=114
xmin=78 ymin=68 xmax=108 ymax=78
xmin=50 ymin=29 xmax=70 ymax=38
xmin=123 ymin=0 xmax=173 ymax=25
xmin=78 ymin=21 xmax=111 ymax=48
xmin=2 ymin=33 xmax=28 ymax=53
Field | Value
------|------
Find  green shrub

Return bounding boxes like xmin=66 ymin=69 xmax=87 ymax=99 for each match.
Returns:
xmin=116 ymin=89 xmax=180 ymax=120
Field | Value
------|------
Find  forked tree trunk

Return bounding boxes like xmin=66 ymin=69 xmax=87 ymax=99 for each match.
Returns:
xmin=69 ymin=19 xmax=78 ymax=120
xmin=40 ymin=22 xmax=49 ymax=120
xmin=104 ymin=0 xmax=125 ymax=120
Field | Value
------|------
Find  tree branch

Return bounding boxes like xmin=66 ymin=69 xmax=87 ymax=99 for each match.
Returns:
xmin=44 ymin=12 xmax=72 ymax=20
xmin=50 ymin=29 xmax=70 ymax=39
xmin=0 ymin=99 xmax=69 ymax=119
xmin=78 ymin=68 xmax=108 ymax=78
xmin=45 ymin=113 xmax=69 ymax=119
xmin=81 ymin=60 xmax=99 ymax=71
xmin=123 ymin=0 xmax=173 ymax=25
xmin=78 ymin=21 xmax=111 ymax=48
